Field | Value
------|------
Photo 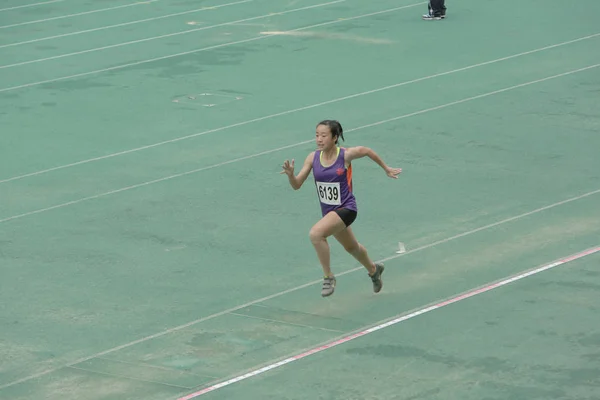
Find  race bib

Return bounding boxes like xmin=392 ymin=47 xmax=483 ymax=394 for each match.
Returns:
xmin=316 ymin=181 xmax=341 ymax=205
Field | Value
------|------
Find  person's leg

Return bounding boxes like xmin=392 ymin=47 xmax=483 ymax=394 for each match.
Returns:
xmin=429 ymin=0 xmax=444 ymax=16
xmin=333 ymin=226 xmax=376 ymax=274
xmin=423 ymin=0 xmax=445 ymax=19
xmin=309 ymin=211 xmax=347 ymax=296
xmin=334 ymin=226 xmax=385 ymax=293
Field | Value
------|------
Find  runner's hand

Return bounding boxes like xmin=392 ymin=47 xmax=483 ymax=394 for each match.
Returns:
xmin=386 ymin=167 xmax=402 ymax=179
xmin=280 ymin=159 xmax=295 ymax=176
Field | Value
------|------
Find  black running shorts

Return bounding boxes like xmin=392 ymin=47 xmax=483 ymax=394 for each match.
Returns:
xmin=334 ymin=208 xmax=357 ymax=227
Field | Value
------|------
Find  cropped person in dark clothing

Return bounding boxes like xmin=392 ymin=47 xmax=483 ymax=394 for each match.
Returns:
xmin=423 ymin=0 xmax=446 ymax=20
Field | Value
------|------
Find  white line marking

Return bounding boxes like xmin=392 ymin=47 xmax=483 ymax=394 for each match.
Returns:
xmin=0 ymin=199 xmax=598 ymax=390
xmin=0 ymin=1 xmax=159 ymax=29
xmin=0 ymin=0 xmax=251 ymax=49
xmin=0 ymin=0 xmax=64 ymax=12
xmin=0 ymin=1 xmax=423 ymax=93
xmin=339 ymin=64 xmax=600 ymax=134
xmin=1 ymin=30 xmax=597 ymax=184
xmin=1 ymin=63 xmax=598 ymax=224
xmin=0 ymin=0 xmax=348 ymax=69
xmin=178 ymin=246 xmax=600 ymax=399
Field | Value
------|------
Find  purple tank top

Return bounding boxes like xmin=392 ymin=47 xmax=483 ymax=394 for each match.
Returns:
xmin=312 ymin=147 xmax=357 ymax=216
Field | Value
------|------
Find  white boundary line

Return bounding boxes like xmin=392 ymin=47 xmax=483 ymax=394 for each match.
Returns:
xmin=1 ymin=0 xmax=357 ymax=69
xmin=177 ymin=246 xmax=600 ymax=399
xmin=1 ymin=63 xmax=598 ymax=224
xmin=1 ymin=30 xmax=597 ymax=184
xmin=0 ymin=0 xmax=251 ymax=50
xmin=0 ymin=0 xmax=159 ymax=29
xmin=0 ymin=0 xmax=64 ymax=12
xmin=0 ymin=198 xmax=598 ymax=390
xmin=0 ymin=2 xmax=425 ymax=93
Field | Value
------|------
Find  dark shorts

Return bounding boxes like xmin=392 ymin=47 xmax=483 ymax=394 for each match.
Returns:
xmin=334 ymin=208 xmax=357 ymax=227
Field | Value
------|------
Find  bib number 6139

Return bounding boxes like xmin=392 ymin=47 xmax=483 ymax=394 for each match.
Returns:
xmin=316 ymin=181 xmax=341 ymax=205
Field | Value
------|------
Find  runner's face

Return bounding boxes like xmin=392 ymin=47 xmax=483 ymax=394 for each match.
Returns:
xmin=315 ymin=125 xmax=336 ymax=150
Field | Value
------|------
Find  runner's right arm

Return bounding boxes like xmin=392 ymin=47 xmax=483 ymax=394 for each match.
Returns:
xmin=281 ymin=152 xmax=314 ymax=190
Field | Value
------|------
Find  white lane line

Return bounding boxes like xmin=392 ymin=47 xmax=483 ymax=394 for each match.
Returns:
xmin=0 ymin=205 xmax=597 ymax=391
xmin=0 ymin=0 xmax=251 ymax=49
xmin=1 ymin=63 xmax=598 ymax=224
xmin=0 ymin=0 xmax=64 ymax=13
xmin=0 ymin=0 xmax=351 ymax=70
xmin=177 ymin=246 xmax=600 ymax=399
xmin=0 ymin=2 xmax=424 ymax=94
xmin=0 ymin=1 xmax=159 ymax=29
xmin=1 ymin=30 xmax=597 ymax=184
